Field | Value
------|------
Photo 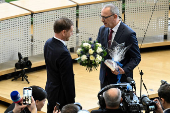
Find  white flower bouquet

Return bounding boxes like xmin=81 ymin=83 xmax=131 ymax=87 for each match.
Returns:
xmin=77 ymin=38 xmax=107 ymax=72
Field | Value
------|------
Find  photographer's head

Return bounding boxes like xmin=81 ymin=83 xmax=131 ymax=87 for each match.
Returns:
xmin=103 ymin=88 xmax=122 ymax=109
xmin=30 ymin=86 xmax=47 ymax=111
xmin=158 ymin=84 xmax=170 ymax=109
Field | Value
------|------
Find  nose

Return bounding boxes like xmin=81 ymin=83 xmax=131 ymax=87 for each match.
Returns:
xmin=101 ymin=17 xmax=104 ymax=22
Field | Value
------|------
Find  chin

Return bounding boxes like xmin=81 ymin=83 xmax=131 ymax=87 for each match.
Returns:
xmin=104 ymin=24 xmax=108 ymax=27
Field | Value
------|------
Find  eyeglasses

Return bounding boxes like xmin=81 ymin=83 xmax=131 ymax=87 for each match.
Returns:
xmin=100 ymin=14 xmax=114 ymax=20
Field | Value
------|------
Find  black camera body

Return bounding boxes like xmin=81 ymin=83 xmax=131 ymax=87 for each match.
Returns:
xmin=15 ymin=52 xmax=32 ymax=69
xmin=98 ymin=83 xmax=157 ymax=113
xmin=121 ymin=88 xmax=141 ymax=113
xmin=140 ymin=94 xmax=157 ymax=112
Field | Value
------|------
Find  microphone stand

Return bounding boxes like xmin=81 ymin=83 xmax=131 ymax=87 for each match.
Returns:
xmin=140 ymin=70 xmax=144 ymax=98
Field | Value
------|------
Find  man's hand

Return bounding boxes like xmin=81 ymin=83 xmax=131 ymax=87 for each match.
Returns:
xmin=53 ymin=106 xmax=61 ymax=113
xmin=27 ymin=96 xmax=37 ymax=113
xmin=12 ymin=98 xmax=27 ymax=113
xmin=111 ymin=66 xmax=125 ymax=75
xmin=154 ymin=98 xmax=163 ymax=113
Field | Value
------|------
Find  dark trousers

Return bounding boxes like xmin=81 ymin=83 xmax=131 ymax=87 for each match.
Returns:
xmin=100 ymin=68 xmax=127 ymax=89
xmin=100 ymin=76 xmax=109 ymax=89
xmin=47 ymin=103 xmax=55 ymax=113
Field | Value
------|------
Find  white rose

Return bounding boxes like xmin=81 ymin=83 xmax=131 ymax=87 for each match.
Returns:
xmin=83 ymin=43 xmax=88 ymax=47
xmin=95 ymin=55 xmax=102 ymax=63
xmin=96 ymin=43 xmax=101 ymax=47
xmin=89 ymin=49 xmax=94 ymax=54
xmin=77 ymin=48 xmax=82 ymax=55
xmin=96 ymin=47 xmax=103 ymax=53
xmin=83 ymin=43 xmax=91 ymax=48
xmin=81 ymin=55 xmax=87 ymax=61
xmin=90 ymin=55 xmax=95 ymax=61
xmin=88 ymin=44 xmax=91 ymax=48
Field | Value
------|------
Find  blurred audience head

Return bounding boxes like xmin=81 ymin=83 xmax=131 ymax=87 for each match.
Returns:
xmin=103 ymin=88 xmax=122 ymax=109
xmin=30 ymin=85 xmax=47 ymax=111
xmin=61 ymin=103 xmax=89 ymax=113
xmin=61 ymin=104 xmax=79 ymax=113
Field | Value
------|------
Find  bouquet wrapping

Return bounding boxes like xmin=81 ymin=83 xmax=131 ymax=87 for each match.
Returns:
xmin=104 ymin=40 xmax=131 ymax=83
xmin=77 ymin=38 xmax=107 ymax=72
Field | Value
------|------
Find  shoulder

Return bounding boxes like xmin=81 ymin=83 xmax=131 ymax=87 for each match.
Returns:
xmin=164 ymin=108 xmax=170 ymax=113
xmin=120 ymin=22 xmax=135 ymax=34
xmin=91 ymin=109 xmax=104 ymax=113
xmin=99 ymin=25 xmax=108 ymax=31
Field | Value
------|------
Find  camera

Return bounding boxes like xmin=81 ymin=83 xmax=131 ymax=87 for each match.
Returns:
xmin=98 ymin=82 xmax=157 ymax=113
xmin=15 ymin=52 xmax=32 ymax=69
xmin=140 ymin=94 xmax=157 ymax=112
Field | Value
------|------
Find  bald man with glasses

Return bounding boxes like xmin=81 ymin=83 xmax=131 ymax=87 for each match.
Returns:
xmin=97 ymin=4 xmax=141 ymax=89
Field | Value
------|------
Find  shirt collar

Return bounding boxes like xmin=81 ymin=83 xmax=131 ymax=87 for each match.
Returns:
xmin=110 ymin=21 xmax=121 ymax=33
xmin=53 ymin=36 xmax=66 ymax=46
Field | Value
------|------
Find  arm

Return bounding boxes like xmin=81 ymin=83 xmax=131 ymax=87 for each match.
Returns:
xmin=97 ymin=27 xmax=101 ymax=43
xmin=11 ymin=104 xmax=27 ymax=113
xmin=122 ymin=32 xmax=141 ymax=75
xmin=58 ymin=51 xmax=75 ymax=103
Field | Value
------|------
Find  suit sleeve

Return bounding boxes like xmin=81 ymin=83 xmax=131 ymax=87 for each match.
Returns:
xmin=123 ymin=32 xmax=141 ymax=75
xmin=58 ymin=51 xmax=75 ymax=103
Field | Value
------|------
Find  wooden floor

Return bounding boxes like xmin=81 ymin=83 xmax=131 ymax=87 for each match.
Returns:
xmin=1 ymin=47 xmax=170 ymax=113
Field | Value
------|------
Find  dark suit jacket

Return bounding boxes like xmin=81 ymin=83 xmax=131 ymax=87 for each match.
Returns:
xmin=44 ymin=37 xmax=75 ymax=108
xmin=164 ymin=109 xmax=170 ymax=113
xmin=91 ymin=108 xmax=126 ymax=113
xmin=97 ymin=22 xmax=141 ymax=84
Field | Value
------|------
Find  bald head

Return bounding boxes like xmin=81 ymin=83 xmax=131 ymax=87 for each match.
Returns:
xmin=103 ymin=88 xmax=121 ymax=108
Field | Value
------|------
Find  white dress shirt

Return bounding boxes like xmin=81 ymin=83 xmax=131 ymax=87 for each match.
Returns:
xmin=109 ymin=21 xmax=121 ymax=44
xmin=53 ymin=36 xmax=66 ymax=46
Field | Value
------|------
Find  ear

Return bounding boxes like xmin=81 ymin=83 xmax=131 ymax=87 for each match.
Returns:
xmin=161 ymin=98 xmax=165 ymax=104
xmin=114 ymin=14 xmax=118 ymax=19
xmin=35 ymin=100 xmax=39 ymax=106
xmin=61 ymin=30 xmax=66 ymax=36
xmin=120 ymin=97 xmax=123 ymax=103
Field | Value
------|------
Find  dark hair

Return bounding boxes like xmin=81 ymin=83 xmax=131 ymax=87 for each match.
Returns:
xmin=53 ymin=17 xmax=73 ymax=33
xmin=61 ymin=104 xmax=79 ymax=113
xmin=30 ymin=86 xmax=47 ymax=101
xmin=158 ymin=84 xmax=170 ymax=103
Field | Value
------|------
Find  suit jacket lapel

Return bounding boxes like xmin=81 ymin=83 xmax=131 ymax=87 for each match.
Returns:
xmin=114 ymin=21 xmax=124 ymax=42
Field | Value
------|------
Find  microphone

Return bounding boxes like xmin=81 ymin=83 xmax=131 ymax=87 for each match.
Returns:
xmin=127 ymin=77 xmax=136 ymax=91
xmin=10 ymin=91 xmax=22 ymax=105
xmin=127 ymin=77 xmax=135 ymax=84
xmin=161 ymin=80 xmax=168 ymax=86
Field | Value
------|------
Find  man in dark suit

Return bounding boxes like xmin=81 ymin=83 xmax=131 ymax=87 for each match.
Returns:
xmin=44 ymin=17 xmax=75 ymax=113
xmin=97 ymin=4 xmax=141 ymax=88
xmin=154 ymin=84 xmax=170 ymax=113
xmin=91 ymin=88 xmax=125 ymax=113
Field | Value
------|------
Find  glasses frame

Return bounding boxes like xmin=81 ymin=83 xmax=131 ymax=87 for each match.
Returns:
xmin=100 ymin=14 xmax=115 ymax=20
